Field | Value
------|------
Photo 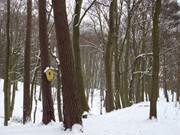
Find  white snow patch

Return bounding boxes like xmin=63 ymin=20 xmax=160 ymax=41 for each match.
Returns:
xmin=44 ymin=66 xmax=55 ymax=73
xmin=0 ymin=79 xmax=180 ymax=135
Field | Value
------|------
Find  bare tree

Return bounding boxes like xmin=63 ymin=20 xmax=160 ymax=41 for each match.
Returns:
xmin=73 ymin=0 xmax=89 ymax=114
xmin=23 ymin=0 xmax=32 ymax=124
xmin=3 ymin=0 xmax=11 ymax=126
xmin=52 ymin=0 xmax=82 ymax=129
xmin=149 ymin=0 xmax=161 ymax=119
xmin=38 ymin=0 xmax=55 ymax=124
xmin=104 ymin=0 xmax=117 ymax=112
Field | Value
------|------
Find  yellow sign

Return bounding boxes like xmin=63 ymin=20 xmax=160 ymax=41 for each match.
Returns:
xmin=45 ymin=68 xmax=55 ymax=81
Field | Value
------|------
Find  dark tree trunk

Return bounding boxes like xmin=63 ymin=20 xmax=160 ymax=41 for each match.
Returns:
xmin=163 ymin=55 xmax=169 ymax=102
xmin=33 ymin=79 xmax=38 ymax=123
xmin=57 ymin=71 xmax=63 ymax=122
xmin=30 ymin=58 xmax=40 ymax=115
xmin=104 ymin=0 xmax=116 ymax=112
xmin=38 ymin=0 xmax=55 ymax=124
xmin=114 ymin=0 xmax=122 ymax=110
xmin=140 ymin=12 xmax=146 ymax=102
xmin=73 ymin=0 xmax=89 ymax=113
xmin=9 ymin=81 xmax=17 ymax=118
xmin=23 ymin=0 xmax=32 ymax=124
xmin=176 ymin=46 xmax=180 ymax=103
xmin=149 ymin=0 xmax=161 ymax=119
xmin=123 ymin=0 xmax=131 ymax=107
xmin=52 ymin=0 xmax=82 ymax=129
xmin=4 ymin=0 xmax=10 ymax=126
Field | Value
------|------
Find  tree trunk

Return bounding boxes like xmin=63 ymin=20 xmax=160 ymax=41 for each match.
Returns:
xmin=163 ymin=55 xmax=169 ymax=102
xmin=149 ymin=0 xmax=161 ymax=119
xmin=52 ymin=0 xmax=82 ymax=129
xmin=38 ymin=0 xmax=55 ymax=124
xmin=30 ymin=57 xmax=40 ymax=115
xmin=23 ymin=0 xmax=32 ymax=124
xmin=104 ymin=0 xmax=117 ymax=112
xmin=9 ymin=81 xmax=17 ymax=118
xmin=73 ymin=0 xmax=89 ymax=113
xmin=140 ymin=12 xmax=146 ymax=102
xmin=114 ymin=0 xmax=123 ymax=110
xmin=4 ymin=0 xmax=11 ymax=126
xmin=33 ymin=80 xmax=38 ymax=123
xmin=123 ymin=0 xmax=131 ymax=107
xmin=176 ymin=45 xmax=180 ymax=103
xmin=57 ymin=70 xmax=63 ymax=122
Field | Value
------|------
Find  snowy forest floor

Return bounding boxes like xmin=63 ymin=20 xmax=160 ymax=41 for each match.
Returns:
xmin=0 ymin=80 xmax=180 ymax=135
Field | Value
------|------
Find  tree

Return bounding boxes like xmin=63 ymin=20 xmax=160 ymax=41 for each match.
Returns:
xmin=52 ymin=0 xmax=82 ymax=129
xmin=23 ymin=0 xmax=32 ymax=124
xmin=149 ymin=0 xmax=161 ymax=119
xmin=114 ymin=0 xmax=123 ymax=110
xmin=104 ymin=0 xmax=117 ymax=112
xmin=123 ymin=0 xmax=132 ymax=107
xmin=56 ymin=71 xmax=63 ymax=122
xmin=73 ymin=0 xmax=89 ymax=113
xmin=177 ymin=45 xmax=180 ymax=103
xmin=160 ymin=0 xmax=180 ymax=102
xmin=38 ymin=0 xmax=55 ymax=124
xmin=3 ymin=0 xmax=11 ymax=126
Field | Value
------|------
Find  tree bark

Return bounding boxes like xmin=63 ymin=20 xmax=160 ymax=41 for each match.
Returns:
xmin=104 ymin=0 xmax=117 ymax=112
xmin=57 ymin=70 xmax=63 ymax=122
xmin=23 ymin=0 xmax=32 ymax=124
xmin=149 ymin=0 xmax=161 ymax=119
xmin=4 ymin=0 xmax=11 ymax=126
xmin=9 ymin=81 xmax=17 ymax=118
xmin=52 ymin=0 xmax=82 ymax=129
xmin=114 ymin=0 xmax=123 ymax=110
xmin=123 ymin=0 xmax=131 ymax=107
xmin=38 ymin=0 xmax=55 ymax=124
xmin=73 ymin=0 xmax=89 ymax=113
xmin=163 ymin=55 xmax=169 ymax=102
xmin=140 ymin=11 xmax=146 ymax=102
xmin=176 ymin=45 xmax=180 ymax=103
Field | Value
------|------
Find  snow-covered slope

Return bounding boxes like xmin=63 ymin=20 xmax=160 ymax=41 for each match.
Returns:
xmin=0 ymin=80 xmax=180 ymax=135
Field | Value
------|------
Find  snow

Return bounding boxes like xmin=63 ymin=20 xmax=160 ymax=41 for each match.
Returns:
xmin=0 ymin=79 xmax=180 ymax=135
xmin=44 ymin=66 xmax=55 ymax=73
xmin=135 ymin=53 xmax=153 ymax=60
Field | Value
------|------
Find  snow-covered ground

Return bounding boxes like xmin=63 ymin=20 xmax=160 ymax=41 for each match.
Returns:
xmin=0 ymin=80 xmax=180 ymax=135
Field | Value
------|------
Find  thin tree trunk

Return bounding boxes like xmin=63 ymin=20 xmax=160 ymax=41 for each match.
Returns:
xmin=104 ymin=0 xmax=117 ymax=112
xmin=140 ymin=13 xmax=146 ymax=102
xmin=123 ymin=0 xmax=131 ymax=107
xmin=163 ymin=55 xmax=169 ymax=102
xmin=57 ymin=70 xmax=63 ymax=122
xmin=149 ymin=0 xmax=161 ymax=119
xmin=30 ymin=57 xmax=40 ymax=115
xmin=73 ymin=0 xmax=89 ymax=113
xmin=114 ymin=0 xmax=123 ymax=110
xmin=9 ymin=81 xmax=17 ymax=118
xmin=176 ymin=46 xmax=180 ymax=103
xmin=33 ymin=81 xmax=38 ymax=123
xmin=38 ymin=87 xmax=42 ymax=101
xmin=4 ymin=0 xmax=11 ymax=126
xmin=23 ymin=0 xmax=32 ymax=124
